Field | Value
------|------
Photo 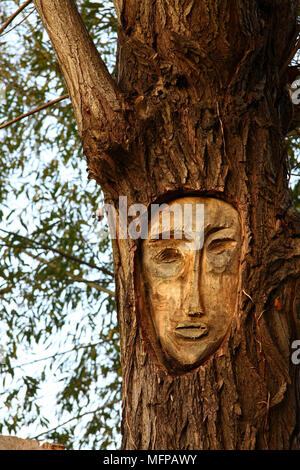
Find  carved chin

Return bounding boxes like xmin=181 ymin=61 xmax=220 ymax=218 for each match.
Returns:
xmin=161 ymin=330 xmax=219 ymax=368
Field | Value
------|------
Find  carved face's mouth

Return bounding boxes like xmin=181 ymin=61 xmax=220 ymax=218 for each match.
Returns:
xmin=174 ymin=324 xmax=209 ymax=340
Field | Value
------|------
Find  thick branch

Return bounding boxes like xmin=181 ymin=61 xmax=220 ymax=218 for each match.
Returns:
xmin=33 ymin=0 xmax=126 ymax=139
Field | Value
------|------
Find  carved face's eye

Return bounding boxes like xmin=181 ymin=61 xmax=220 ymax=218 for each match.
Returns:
xmin=207 ymin=238 xmax=237 ymax=254
xmin=154 ymin=248 xmax=183 ymax=264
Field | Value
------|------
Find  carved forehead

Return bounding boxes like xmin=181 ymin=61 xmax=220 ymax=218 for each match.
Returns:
xmin=171 ymin=196 xmax=238 ymax=226
xmin=147 ymin=196 xmax=240 ymax=236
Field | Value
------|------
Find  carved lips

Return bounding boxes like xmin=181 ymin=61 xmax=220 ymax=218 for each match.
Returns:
xmin=175 ymin=324 xmax=208 ymax=340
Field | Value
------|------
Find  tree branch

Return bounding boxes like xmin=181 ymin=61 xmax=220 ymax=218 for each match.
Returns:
xmin=1 ymin=341 xmax=108 ymax=372
xmin=20 ymin=248 xmax=115 ymax=297
xmin=0 ymin=0 xmax=33 ymax=36
xmin=0 ymin=7 xmax=35 ymax=38
xmin=33 ymin=0 xmax=127 ymax=139
xmin=280 ymin=32 xmax=300 ymax=78
xmin=31 ymin=398 xmax=120 ymax=440
xmin=0 ymin=94 xmax=70 ymax=129
xmin=0 ymin=228 xmax=114 ymax=278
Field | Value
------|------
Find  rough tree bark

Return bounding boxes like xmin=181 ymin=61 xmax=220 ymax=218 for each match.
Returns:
xmin=33 ymin=0 xmax=300 ymax=449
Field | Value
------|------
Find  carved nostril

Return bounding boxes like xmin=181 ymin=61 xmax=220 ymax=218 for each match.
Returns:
xmin=188 ymin=311 xmax=203 ymax=318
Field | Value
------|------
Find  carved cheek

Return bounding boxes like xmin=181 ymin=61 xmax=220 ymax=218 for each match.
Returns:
xmin=151 ymin=278 xmax=185 ymax=316
xmin=149 ymin=286 xmax=176 ymax=342
xmin=200 ymin=266 xmax=239 ymax=328
xmin=205 ymin=247 xmax=239 ymax=274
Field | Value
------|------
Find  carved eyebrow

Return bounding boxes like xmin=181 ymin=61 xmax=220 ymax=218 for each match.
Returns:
xmin=205 ymin=225 xmax=226 ymax=234
xmin=148 ymin=230 xmax=198 ymax=242
xmin=207 ymin=238 xmax=237 ymax=251
xmin=205 ymin=225 xmax=235 ymax=237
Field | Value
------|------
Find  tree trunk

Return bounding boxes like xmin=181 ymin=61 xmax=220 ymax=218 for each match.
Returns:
xmin=34 ymin=0 xmax=300 ymax=449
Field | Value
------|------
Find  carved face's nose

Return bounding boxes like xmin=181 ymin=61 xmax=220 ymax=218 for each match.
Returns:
xmin=186 ymin=251 xmax=204 ymax=317
xmin=188 ymin=311 xmax=203 ymax=318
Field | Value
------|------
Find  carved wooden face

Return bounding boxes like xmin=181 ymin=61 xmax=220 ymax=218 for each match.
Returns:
xmin=141 ymin=197 xmax=241 ymax=371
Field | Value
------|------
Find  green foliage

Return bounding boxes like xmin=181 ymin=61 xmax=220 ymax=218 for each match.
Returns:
xmin=0 ymin=0 xmax=120 ymax=450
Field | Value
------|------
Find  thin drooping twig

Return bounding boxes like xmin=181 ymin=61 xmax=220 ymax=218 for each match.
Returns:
xmin=0 ymin=236 xmax=115 ymax=295
xmin=31 ymin=396 xmax=120 ymax=440
xmin=0 ymin=7 xmax=35 ymax=37
xmin=18 ymin=248 xmax=115 ymax=296
xmin=0 ymin=228 xmax=114 ymax=277
xmin=0 ymin=0 xmax=33 ymax=36
xmin=0 ymin=341 xmax=107 ymax=372
xmin=0 ymin=94 xmax=70 ymax=129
